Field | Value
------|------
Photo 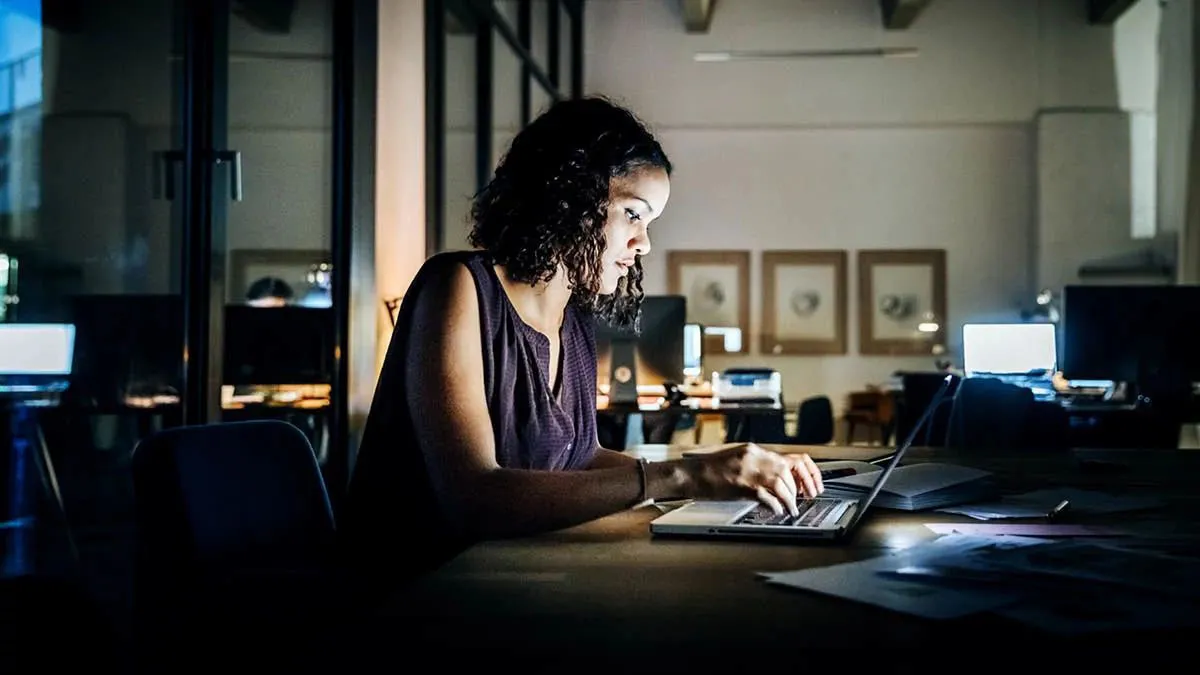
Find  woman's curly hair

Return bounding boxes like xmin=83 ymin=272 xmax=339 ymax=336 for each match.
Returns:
xmin=469 ymin=96 xmax=672 ymax=330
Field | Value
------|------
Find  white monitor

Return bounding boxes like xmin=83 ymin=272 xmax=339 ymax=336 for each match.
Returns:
xmin=962 ymin=323 xmax=1057 ymax=377
xmin=0 ymin=324 xmax=76 ymax=375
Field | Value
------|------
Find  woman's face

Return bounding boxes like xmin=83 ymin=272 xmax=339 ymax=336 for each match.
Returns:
xmin=599 ymin=166 xmax=671 ymax=295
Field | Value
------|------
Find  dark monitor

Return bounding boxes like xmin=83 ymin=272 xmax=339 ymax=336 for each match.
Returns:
xmin=67 ymin=294 xmax=184 ymax=407
xmin=595 ymin=296 xmax=686 ymax=397
xmin=1062 ymin=285 xmax=1200 ymax=386
xmin=223 ymin=305 xmax=334 ymax=385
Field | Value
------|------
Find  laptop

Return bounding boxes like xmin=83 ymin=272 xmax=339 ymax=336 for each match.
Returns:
xmin=649 ymin=374 xmax=954 ymax=541
xmin=0 ymin=323 xmax=76 ymax=395
xmin=961 ymin=323 xmax=1058 ymax=399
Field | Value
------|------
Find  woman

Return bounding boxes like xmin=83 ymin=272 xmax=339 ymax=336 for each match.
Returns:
xmin=341 ymin=96 xmax=823 ymax=591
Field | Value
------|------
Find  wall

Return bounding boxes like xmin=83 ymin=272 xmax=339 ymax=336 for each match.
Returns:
xmin=584 ymin=0 xmax=1159 ymax=411
xmin=376 ymin=0 xmax=427 ymax=371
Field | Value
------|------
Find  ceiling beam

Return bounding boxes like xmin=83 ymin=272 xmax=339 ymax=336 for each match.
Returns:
xmin=879 ymin=0 xmax=932 ymax=30
xmin=681 ymin=0 xmax=717 ymax=34
xmin=1087 ymin=0 xmax=1139 ymax=24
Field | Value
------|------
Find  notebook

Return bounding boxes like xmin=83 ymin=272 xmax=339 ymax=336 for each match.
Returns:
xmin=649 ymin=375 xmax=956 ymax=541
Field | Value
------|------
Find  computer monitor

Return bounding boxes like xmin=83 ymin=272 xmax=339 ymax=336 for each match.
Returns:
xmin=1061 ymin=285 xmax=1200 ymax=386
xmin=962 ymin=323 xmax=1057 ymax=378
xmin=223 ymin=305 xmax=334 ymax=385
xmin=68 ymin=294 xmax=184 ymax=406
xmin=595 ymin=295 xmax=686 ymax=401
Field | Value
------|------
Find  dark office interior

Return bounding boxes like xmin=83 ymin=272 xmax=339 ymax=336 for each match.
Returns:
xmin=3 ymin=0 xmax=1200 ymax=670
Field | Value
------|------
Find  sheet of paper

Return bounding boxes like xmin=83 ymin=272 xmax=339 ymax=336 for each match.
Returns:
xmin=763 ymin=556 xmax=1018 ymax=620
xmin=760 ymin=535 xmax=1041 ymax=620
xmin=924 ymin=523 xmax=1129 ymax=537
xmin=936 ymin=488 xmax=1165 ymax=521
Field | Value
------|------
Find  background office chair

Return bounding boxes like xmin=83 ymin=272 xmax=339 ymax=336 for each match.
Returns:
xmin=944 ymin=377 xmax=1035 ymax=450
xmin=793 ymin=396 xmax=835 ymax=445
xmin=725 ymin=395 xmax=834 ymax=445
xmin=898 ymin=373 xmax=960 ymax=446
xmin=131 ymin=420 xmax=339 ymax=662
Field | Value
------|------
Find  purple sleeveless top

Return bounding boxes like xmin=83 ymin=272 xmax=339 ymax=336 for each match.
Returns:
xmin=340 ymin=250 xmax=598 ymax=585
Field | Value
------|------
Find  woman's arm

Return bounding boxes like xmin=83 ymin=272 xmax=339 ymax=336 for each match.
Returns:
xmin=405 ymin=264 xmax=690 ymax=541
xmin=587 ymin=447 xmax=637 ymax=470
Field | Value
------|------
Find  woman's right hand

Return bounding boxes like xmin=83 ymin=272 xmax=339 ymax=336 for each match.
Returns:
xmin=683 ymin=443 xmax=825 ymax=516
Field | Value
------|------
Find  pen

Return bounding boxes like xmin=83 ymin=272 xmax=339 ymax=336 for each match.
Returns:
xmin=1047 ymin=499 xmax=1070 ymax=521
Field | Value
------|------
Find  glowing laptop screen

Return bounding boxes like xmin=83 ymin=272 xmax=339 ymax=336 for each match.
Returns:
xmin=0 ymin=324 xmax=76 ymax=375
xmin=962 ymin=323 xmax=1057 ymax=377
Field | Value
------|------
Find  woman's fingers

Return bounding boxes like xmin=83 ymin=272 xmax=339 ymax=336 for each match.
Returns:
xmin=772 ymin=474 xmax=799 ymax=516
xmin=755 ymin=485 xmax=786 ymax=516
xmin=800 ymin=453 xmax=825 ymax=494
xmin=787 ymin=455 xmax=819 ymax=499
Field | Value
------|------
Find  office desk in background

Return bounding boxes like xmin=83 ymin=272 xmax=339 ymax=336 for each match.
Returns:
xmin=597 ymin=388 xmax=784 ymax=447
xmin=368 ymin=445 xmax=1200 ymax=670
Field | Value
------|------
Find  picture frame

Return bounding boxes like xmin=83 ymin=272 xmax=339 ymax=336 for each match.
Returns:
xmin=761 ymin=250 xmax=848 ymax=355
xmin=667 ymin=250 xmax=750 ymax=355
xmin=229 ymin=249 xmax=331 ymax=304
xmin=857 ymin=249 xmax=947 ymax=355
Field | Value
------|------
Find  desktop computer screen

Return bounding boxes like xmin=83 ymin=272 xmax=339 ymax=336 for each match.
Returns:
xmin=68 ymin=294 xmax=184 ymax=405
xmin=1062 ymin=284 xmax=1200 ymax=385
xmin=962 ymin=323 xmax=1057 ymax=377
xmin=595 ymin=295 xmax=686 ymax=398
xmin=224 ymin=305 xmax=334 ymax=385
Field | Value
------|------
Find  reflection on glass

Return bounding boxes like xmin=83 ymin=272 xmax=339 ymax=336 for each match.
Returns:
xmin=6 ymin=0 xmax=187 ymax=426
xmin=493 ymin=0 xmax=519 ymax=28
xmin=531 ymin=79 xmax=553 ymax=122
xmin=559 ymin=2 xmax=573 ymax=96
xmin=226 ymin=0 xmax=334 ymax=304
xmin=530 ymin=0 xmax=549 ymax=73
xmin=492 ymin=26 xmax=521 ymax=165
xmin=443 ymin=3 xmax=477 ymax=251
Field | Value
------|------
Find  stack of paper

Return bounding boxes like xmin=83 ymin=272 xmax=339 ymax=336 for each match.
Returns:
xmin=822 ymin=462 xmax=996 ymax=510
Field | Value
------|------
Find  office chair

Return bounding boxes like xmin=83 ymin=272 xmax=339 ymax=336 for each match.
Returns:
xmin=793 ymin=396 xmax=835 ymax=445
xmin=130 ymin=420 xmax=339 ymax=663
xmin=945 ymin=377 xmax=1035 ymax=450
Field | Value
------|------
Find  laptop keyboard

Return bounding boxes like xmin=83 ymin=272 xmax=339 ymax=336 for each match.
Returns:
xmin=737 ymin=499 xmax=843 ymax=527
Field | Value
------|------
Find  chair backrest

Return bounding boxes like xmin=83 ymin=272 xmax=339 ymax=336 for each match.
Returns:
xmin=899 ymin=373 xmax=960 ymax=446
xmin=945 ymin=377 xmax=1035 ymax=450
xmin=131 ymin=420 xmax=336 ymax=581
xmin=793 ymin=396 xmax=834 ymax=444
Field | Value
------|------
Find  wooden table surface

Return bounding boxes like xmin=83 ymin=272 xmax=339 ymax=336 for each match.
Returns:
xmin=366 ymin=446 xmax=1200 ymax=671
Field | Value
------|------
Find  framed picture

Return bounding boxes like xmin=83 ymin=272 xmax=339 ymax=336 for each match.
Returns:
xmin=667 ymin=250 xmax=750 ymax=354
xmin=229 ymin=249 xmax=330 ymax=304
xmin=858 ymin=249 xmax=947 ymax=355
xmin=761 ymin=250 xmax=847 ymax=355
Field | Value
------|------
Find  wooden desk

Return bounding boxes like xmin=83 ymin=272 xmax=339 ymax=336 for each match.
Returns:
xmin=364 ymin=447 xmax=1200 ymax=669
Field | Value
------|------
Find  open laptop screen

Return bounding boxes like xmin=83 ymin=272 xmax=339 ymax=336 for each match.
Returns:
xmin=0 ymin=324 xmax=76 ymax=375
xmin=962 ymin=323 xmax=1057 ymax=377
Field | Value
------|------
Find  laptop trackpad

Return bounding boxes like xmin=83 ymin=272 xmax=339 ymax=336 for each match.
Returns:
xmin=670 ymin=500 xmax=756 ymax=525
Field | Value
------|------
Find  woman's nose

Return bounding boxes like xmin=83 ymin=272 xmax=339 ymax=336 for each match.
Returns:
xmin=632 ymin=227 xmax=651 ymax=256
